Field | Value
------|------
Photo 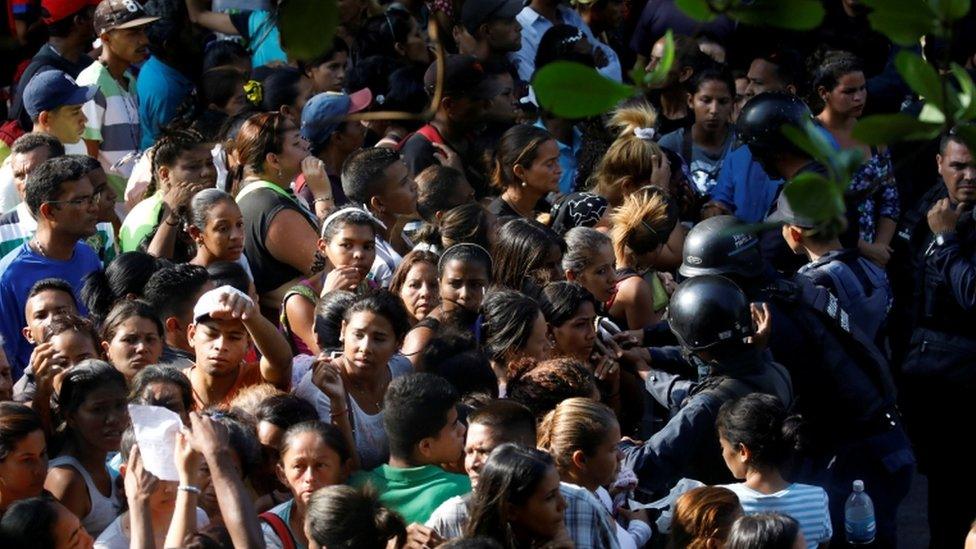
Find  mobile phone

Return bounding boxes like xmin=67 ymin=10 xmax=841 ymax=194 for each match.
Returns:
xmin=329 ymin=351 xmax=343 ymax=361
xmin=596 ymin=317 xmax=622 ymax=344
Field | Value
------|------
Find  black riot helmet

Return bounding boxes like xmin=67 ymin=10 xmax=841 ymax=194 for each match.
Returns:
xmin=668 ymin=275 xmax=754 ymax=351
xmin=737 ymin=92 xmax=814 ymax=170
xmin=678 ymin=215 xmax=764 ymax=279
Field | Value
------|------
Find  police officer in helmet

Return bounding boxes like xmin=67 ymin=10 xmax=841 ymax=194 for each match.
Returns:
xmin=891 ymin=129 xmax=976 ymax=547
xmin=738 ymin=92 xmax=861 ymax=273
xmin=676 ymin=215 xmax=913 ymax=546
xmin=620 ymin=275 xmax=793 ymax=495
xmin=772 ymin=191 xmax=892 ymax=342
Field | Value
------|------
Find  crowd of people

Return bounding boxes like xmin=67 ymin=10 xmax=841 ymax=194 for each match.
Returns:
xmin=0 ymin=0 xmax=972 ymax=547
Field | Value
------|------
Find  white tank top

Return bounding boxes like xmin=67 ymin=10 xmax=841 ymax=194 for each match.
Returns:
xmin=49 ymin=455 xmax=121 ymax=538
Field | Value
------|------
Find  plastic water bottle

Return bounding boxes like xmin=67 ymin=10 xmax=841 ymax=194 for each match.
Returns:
xmin=845 ymin=480 xmax=877 ymax=544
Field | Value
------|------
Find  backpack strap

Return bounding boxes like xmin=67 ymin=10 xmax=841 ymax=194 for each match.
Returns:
xmin=396 ymin=124 xmax=445 ymax=152
xmin=696 ymin=375 xmax=758 ymax=404
xmin=259 ymin=511 xmax=297 ymax=549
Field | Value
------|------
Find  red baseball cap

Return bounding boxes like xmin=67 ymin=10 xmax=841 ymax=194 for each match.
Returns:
xmin=41 ymin=0 xmax=101 ymax=25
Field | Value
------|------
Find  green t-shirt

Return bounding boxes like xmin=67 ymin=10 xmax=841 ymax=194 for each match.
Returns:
xmin=119 ymin=192 xmax=163 ymax=252
xmin=350 ymin=464 xmax=471 ymax=524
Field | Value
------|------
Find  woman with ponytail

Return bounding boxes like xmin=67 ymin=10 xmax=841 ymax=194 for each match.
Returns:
xmin=486 ymin=125 xmax=563 ymax=222
xmin=538 ymin=398 xmax=651 ymax=549
xmin=590 ymin=101 xmax=672 ymax=208
xmin=413 ymin=202 xmax=496 ymax=254
xmin=608 ymin=187 xmax=682 ymax=330
xmin=716 ymin=394 xmax=831 ymax=548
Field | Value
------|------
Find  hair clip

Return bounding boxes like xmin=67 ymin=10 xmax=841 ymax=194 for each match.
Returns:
xmin=634 ymin=127 xmax=656 ymax=141
xmin=243 ymin=80 xmax=263 ymax=106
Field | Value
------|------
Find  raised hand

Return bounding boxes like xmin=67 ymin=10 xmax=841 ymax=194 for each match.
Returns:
xmin=124 ymin=444 xmax=159 ymax=507
xmin=311 ymin=353 xmax=345 ymax=401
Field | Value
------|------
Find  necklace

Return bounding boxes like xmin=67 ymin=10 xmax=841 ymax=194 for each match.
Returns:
xmin=501 ymin=192 xmax=533 ymax=219
xmin=342 ymin=360 xmax=387 ymax=411
xmin=30 ymin=238 xmax=49 ymax=258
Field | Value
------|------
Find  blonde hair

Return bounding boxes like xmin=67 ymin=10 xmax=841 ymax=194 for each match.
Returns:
xmin=590 ymin=102 xmax=664 ymax=199
xmin=537 ymin=397 xmax=618 ymax=476
xmin=610 ymin=186 xmax=673 ymax=261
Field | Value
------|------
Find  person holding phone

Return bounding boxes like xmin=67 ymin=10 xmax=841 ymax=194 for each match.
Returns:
xmin=539 ymin=281 xmax=648 ymax=436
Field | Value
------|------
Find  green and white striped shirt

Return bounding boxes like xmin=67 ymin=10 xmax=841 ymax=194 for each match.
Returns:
xmin=77 ymin=62 xmax=142 ymax=204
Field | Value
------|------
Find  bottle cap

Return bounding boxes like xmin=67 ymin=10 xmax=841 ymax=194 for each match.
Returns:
xmin=853 ymin=480 xmax=864 ymax=492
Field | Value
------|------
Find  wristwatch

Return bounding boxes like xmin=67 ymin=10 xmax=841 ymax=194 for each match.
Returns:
xmin=925 ymin=231 xmax=957 ymax=257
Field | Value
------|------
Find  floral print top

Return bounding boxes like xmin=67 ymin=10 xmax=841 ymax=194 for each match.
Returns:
xmin=848 ymin=148 xmax=899 ymax=243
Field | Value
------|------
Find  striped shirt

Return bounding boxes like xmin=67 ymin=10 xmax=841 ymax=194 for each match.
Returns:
xmin=77 ymin=62 xmax=141 ymax=202
xmin=722 ymin=482 xmax=832 ymax=548
xmin=0 ymin=202 xmax=116 ymax=264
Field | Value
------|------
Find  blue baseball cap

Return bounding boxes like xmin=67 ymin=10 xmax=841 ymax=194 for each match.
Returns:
xmin=300 ymin=88 xmax=372 ymax=149
xmin=23 ymin=70 xmax=97 ymax=120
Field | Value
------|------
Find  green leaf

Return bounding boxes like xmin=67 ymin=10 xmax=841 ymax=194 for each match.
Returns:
xmin=673 ymin=0 xmax=715 ymax=21
xmin=860 ymin=0 xmax=936 ymax=45
xmin=896 ymin=51 xmax=945 ymax=110
xmin=533 ymin=62 xmax=635 ymax=119
xmin=833 ymin=149 xmax=865 ymax=191
xmin=919 ymin=102 xmax=947 ymax=124
xmin=727 ymin=0 xmax=825 ymax=30
xmin=644 ymin=30 xmax=675 ymax=87
xmin=629 ymin=65 xmax=647 ymax=87
xmin=851 ymin=113 xmax=944 ymax=144
xmin=951 ymin=63 xmax=976 ymax=120
xmin=781 ymin=120 xmax=835 ymax=163
xmin=783 ymin=172 xmax=846 ymax=222
xmin=931 ymin=0 xmax=971 ymax=21
xmin=780 ymin=125 xmax=822 ymax=161
xmin=278 ymin=0 xmax=338 ymax=60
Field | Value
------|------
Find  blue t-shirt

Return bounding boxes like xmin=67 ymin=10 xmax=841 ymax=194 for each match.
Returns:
xmin=710 ymin=145 xmax=783 ymax=223
xmin=0 ymin=241 xmax=99 ymax=380
xmin=136 ymin=56 xmax=195 ymax=150
xmin=247 ymin=11 xmax=287 ymax=67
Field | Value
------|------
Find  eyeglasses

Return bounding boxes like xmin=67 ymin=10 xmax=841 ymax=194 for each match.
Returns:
xmin=45 ymin=191 xmax=102 ymax=208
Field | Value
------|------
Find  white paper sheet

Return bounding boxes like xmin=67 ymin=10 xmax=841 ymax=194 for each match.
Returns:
xmin=628 ymin=478 xmax=705 ymax=534
xmin=128 ymin=404 xmax=182 ymax=482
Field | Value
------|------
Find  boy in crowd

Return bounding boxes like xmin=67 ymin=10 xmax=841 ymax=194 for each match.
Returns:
xmin=143 ymin=263 xmax=213 ymax=369
xmin=351 ymin=373 xmax=469 ymax=524
xmin=341 ymin=147 xmax=419 ymax=287
xmin=185 ymin=285 xmax=292 ymax=409
xmin=6 ymin=278 xmax=79 ymax=385
xmin=23 ymin=70 xmax=93 ymax=156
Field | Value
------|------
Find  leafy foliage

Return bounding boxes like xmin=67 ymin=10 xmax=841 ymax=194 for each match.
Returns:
xmin=532 ymin=62 xmax=635 ymax=119
xmin=278 ymin=0 xmax=339 ymax=61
